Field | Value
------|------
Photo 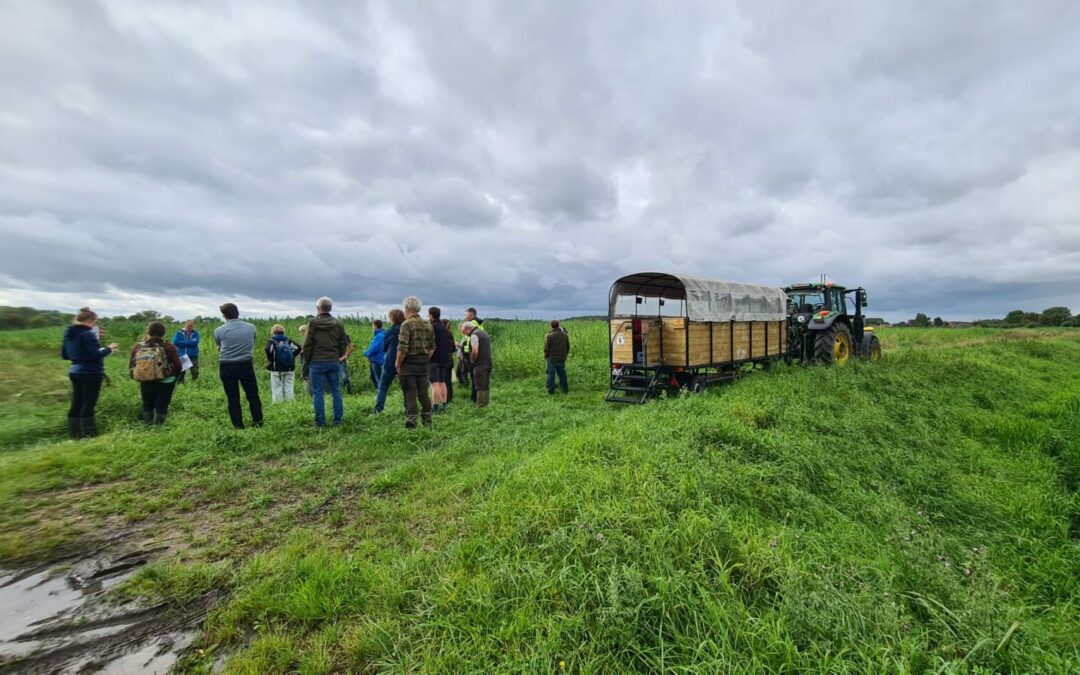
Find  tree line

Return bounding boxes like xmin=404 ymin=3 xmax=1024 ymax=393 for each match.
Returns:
xmin=889 ymin=307 xmax=1077 ymax=328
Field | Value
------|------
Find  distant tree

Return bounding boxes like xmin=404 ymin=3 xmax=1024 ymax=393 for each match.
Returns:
xmin=932 ymin=317 xmax=945 ymax=327
xmin=912 ymin=313 xmax=931 ymax=327
xmin=1024 ymin=312 xmax=1042 ymax=324
xmin=1040 ymin=307 xmax=1071 ymax=326
xmin=1003 ymin=309 xmax=1025 ymax=326
xmin=128 ymin=310 xmax=161 ymax=322
xmin=865 ymin=317 xmax=885 ymax=326
xmin=1 ymin=313 xmax=27 ymax=330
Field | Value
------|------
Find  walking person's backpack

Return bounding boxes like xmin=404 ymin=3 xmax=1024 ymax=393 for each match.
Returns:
xmin=273 ymin=340 xmax=295 ymax=370
xmin=132 ymin=341 xmax=170 ymax=381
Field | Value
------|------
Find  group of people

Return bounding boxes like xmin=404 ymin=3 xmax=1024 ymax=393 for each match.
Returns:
xmin=60 ymin=297 xmax=572 ymax=436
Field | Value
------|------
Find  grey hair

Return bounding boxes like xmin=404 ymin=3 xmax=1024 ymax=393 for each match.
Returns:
xmin=316 ymin=296 xmax=333 ymax=311
xmin=459 ymin=322 xmax=473 ymax=333
xmin=403 ymin=295 xmax=422 ymax=313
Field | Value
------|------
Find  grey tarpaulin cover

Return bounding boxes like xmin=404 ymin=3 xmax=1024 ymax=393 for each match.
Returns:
xmin=610 ymin=272 xmax=788 ymax=322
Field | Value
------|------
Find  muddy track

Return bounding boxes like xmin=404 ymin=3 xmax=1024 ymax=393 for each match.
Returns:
xmin=2 ymin=592 xmax=218 ymax=674
xmin=0 ymin=545 xmax=219 ymax=674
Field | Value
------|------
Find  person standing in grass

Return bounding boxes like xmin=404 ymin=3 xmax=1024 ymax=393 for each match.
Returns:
xmin=297 ymin=324 xmax=312 ymax=397
xmin=441 ymin=318 xmax=455 ymax=405
xmin=302 ymin=296 xmax=349 ymax=428
xmin=373 ymin=309 xmax=404 ymax=414
xmin=265 ymin=324 xmax=302 ymax=403
xmin=339 ymin=332 xmax=355 ymax=395
xmin=62 ymin=307 xmax=119 ymax=438
xmin=544 ymin=320 xmax=571 ymax=395
xmin=395 ymin=296 xmax=435 ymax=428
xmin=363 ymin=319 xmax=386 ymax=391
xmin=458 ymin=307 xmax=483 ymax=401
xmin=129 ymin=321 xmax=183 ymax=425
xmin=428 ymin=306 xmax=454 ymax=413
xmin=214 ymin=303 xmax=263 ymax=429
xmin=461 ymin=321 xmax=492 ymax=407
xmin=172 ymin=319 xmax=200 ymax=383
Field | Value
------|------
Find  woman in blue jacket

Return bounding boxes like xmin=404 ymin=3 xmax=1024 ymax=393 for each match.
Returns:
xmin=373 ymin=310 xmax=403 ymax=414
xmin=363 ymin=319 xmax=386 ymax=390
xmin=61 ymin=308 xmax=119 ymax=438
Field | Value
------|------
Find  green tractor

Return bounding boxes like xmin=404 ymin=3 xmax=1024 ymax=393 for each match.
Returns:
xmin=785 ymin=281 xmax=882 ymax=365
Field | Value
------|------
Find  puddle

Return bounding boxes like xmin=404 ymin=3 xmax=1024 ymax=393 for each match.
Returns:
xmin=0 ymin=569 xmax=85 ymax=641
xmin=0 ymin=546 xmax=216 ymax=673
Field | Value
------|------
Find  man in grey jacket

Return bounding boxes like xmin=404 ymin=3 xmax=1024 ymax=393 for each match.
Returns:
xmin=214 ymin=302 xmax=263 ymax=428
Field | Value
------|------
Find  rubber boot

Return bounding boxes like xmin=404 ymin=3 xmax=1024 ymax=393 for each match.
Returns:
xmin=80 ymin=417 xmax=97 ymax=438
xmin=152 ymin=412 xmax=166 ymax=426
xmin=67 ymin=417 xmax=80 ymax=439
xmin=477 ymin=390 xmax=489 ymax=408
xmin=142 ymin=410 xmax=154 ymax=426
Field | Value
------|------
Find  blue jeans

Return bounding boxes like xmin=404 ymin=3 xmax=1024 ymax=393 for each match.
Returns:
xmin=339 ymin=361 xmax=353 ymax=394
xmin=369 ymin=361 xmax=382 ymax=390
xmin=374 ymin=359 xmax=397 ymax=413
xmin=310 ymin=361 xmax=343 ymax=426
xmin=546 ymin=359 xmax=568 ymax=393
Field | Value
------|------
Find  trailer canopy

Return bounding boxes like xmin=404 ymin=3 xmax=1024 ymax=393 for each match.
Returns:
xmin=610 ymin=272 xmax=788 ymax=322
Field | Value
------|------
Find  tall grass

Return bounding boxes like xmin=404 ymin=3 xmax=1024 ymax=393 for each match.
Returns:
xmin=0 ymin=325 xmax=1078 ymax=672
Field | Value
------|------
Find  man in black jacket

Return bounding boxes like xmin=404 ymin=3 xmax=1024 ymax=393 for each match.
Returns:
xmin=544 ymin=320 xmax=570 ymax=394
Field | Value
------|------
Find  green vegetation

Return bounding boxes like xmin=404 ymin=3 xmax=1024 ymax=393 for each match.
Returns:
xmin=1 ymin=321 xmax=1078 ymax=672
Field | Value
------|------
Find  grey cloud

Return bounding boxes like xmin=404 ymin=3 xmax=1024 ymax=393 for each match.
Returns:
xmin=0 ymin=1 xmax=1078 ymax=322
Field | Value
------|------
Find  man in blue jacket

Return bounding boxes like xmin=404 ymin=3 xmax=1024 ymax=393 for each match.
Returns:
xmin=363 ymin=319 xmax=386 ymax=390
xmin=172 ymin=320 xmax=200 ymax=383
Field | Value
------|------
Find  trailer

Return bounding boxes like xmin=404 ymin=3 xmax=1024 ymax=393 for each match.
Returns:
xmin=606 ymin=272 xmax=789 ymax=403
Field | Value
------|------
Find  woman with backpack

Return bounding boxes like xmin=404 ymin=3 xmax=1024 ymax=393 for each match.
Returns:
xmin=128 ymin=321 xmax=183 ymax=426
xmin=62 ymin=307 xmax=120 ymax=438
xmin=265 ymin=324 xmax=302 ymax=403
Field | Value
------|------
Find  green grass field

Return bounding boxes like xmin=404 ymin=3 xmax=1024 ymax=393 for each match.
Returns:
xmin=1 ymin=321 xmax=1078 ymax=672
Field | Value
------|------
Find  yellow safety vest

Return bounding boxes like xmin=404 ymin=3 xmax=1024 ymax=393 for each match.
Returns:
xmin=461 ymin=319 xmax=481 ymax=352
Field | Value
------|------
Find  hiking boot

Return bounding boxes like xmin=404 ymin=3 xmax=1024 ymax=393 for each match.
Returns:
xmin=67 ymin=417 xmax=80 ymax=439
xmin=142 ymin=410 xmax=154 ymax=426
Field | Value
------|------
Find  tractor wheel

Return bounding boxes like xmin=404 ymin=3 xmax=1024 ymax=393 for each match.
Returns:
xmin=860 ymin=334 xmax=882 ymax=362
xmin=813 ymin=324 xmax=853 ymax=365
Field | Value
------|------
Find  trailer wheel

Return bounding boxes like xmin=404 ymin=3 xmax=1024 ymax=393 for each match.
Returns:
xmin=689 ymin=375 xmax=707 ymax=394
xmin=860 ymin=334 xmax=882 ymax=362
xmin=813 ymin=324 xmax=853 ymax=365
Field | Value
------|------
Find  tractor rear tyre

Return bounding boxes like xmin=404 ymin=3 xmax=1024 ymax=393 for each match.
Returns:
xmin=860 ymin=334 xmax=882 ymax=362
xmin=813 ymin=324 xmax=853 ymax=365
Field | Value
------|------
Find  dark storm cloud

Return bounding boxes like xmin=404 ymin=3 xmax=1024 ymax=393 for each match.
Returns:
xmin=1 ymin=0 xmax=1079 ymax=321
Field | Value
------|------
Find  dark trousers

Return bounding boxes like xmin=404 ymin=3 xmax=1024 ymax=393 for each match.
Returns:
xmin=399 ymin=359 xmax=432 ymax=427
xmin=177 ymin=356 xmax=199 ymax=383
xmin=369 ymin=361 xmax=382 ymax=391
xmin=68 ymin=373 xmax=104 ymax=418
xmin=546 ymin=359 xmax=568 ymax=393
xmin=473 ymin=365 xmax=491 ymax=407
xmin=220 ymin=360 xmax=263 ymax=429
xmin=140 ymin=380 xmax=176 ymax=416
xmin=446 ymin=360 xmax=454 ymax=403
xmin=468 ymin=358 xmax=480 ymax=402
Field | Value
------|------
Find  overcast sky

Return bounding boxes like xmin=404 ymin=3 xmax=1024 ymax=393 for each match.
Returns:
xmin=1 ymin=1 xmax=1078 ymax=321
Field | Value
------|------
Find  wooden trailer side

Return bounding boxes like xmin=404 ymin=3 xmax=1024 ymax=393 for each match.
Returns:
xmin=610 ymin=320 xmax=633 ymax=364
xmin=660 ymin=318 xmax=713 ymax=367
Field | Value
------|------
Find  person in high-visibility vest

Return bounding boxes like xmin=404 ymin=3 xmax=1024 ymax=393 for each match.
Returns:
xmin=458 ymin=307 xmax=482 ymax=401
